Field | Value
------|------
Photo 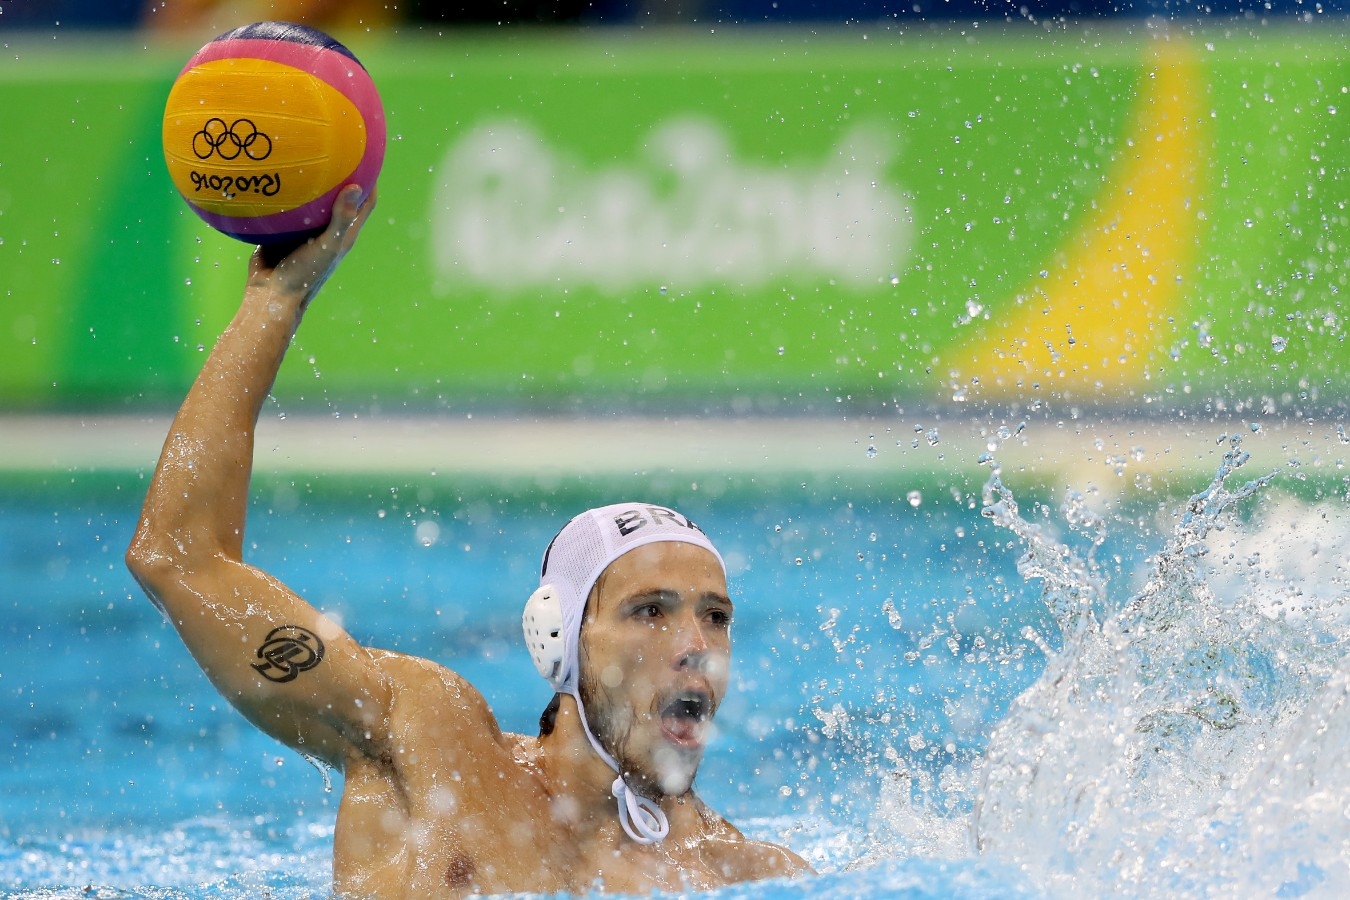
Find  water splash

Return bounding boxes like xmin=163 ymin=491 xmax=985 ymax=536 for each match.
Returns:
xmin=972 ymin=435 xmax=1350 ymax=896
xmin=301 ymin=752 xmax=334 ymax=793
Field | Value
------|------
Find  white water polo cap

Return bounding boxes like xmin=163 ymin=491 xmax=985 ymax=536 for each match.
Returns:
xmin=521 ymin=502 xmax=726 ymax=843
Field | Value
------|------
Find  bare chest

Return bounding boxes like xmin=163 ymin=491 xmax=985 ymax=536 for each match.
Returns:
xmin=333 ymin=748 xmax=569 ymax=897
xmin=333 ymin=769 xmax=761 ymax=898
xmin=329 ymin=697 xmax=784 ymax=899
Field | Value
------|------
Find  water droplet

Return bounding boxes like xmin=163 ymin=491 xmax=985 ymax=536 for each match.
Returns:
xmin=907 ymin=490 xmax=923 ymax=507
xmin=866 ymin=445 xmax=878 ymax=459
xmin=1271 ymin=334 xmax=1288 ymax=353
xmin=415 ymin=520 xmax=440 ymax=547
xmin=300 ymin=753 xmax=333 ymax=792
xmin=889 ymin=274 xmax=900 ymax=286
xmin=882 ymin=598 xmax=903 ymax=628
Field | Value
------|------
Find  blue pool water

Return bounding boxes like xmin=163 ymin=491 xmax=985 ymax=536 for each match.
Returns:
xmin=4 ymin=438 xmax=1349 ymax=898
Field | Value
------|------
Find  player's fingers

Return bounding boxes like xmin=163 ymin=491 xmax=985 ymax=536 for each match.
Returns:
xmin=333 ymin=185 xmax=376 ymax=253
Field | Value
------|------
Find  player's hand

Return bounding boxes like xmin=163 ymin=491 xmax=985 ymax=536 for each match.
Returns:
xmin=247 ymin=185 xmax=377 ymax=310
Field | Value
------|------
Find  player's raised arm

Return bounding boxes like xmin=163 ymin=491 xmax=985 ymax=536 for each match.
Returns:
xmin=126 ymin=187 xmax=384 ymax=768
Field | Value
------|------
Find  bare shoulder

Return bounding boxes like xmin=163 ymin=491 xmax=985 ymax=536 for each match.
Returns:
xmin=366 ymin=650 xmax=504 ymax=739
xmin=695 ymin=802 xmax=815 ymax=881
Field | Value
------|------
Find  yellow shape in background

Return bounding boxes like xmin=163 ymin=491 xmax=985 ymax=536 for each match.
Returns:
xmin=946 ymin=39 xmax=1201 ymax=401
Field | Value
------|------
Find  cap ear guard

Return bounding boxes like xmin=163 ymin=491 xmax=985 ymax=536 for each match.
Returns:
xmin=523 ymin=584 xmax=567 ymax=689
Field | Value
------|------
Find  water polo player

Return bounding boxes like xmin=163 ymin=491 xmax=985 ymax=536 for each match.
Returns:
xmin=126 ymin=186 xmax=810 ymax=896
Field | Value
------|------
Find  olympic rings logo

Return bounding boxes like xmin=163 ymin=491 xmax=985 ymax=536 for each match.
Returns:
xmin=192 ymin=117 xmax=273 ymax=162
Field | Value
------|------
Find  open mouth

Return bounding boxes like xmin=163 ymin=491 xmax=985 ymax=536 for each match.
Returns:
xmin=660 ymin=692 xmax=713 ymax=747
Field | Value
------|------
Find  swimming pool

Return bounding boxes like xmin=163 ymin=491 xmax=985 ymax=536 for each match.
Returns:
xmin=4 ymin=431 xmax=1349 ymax=898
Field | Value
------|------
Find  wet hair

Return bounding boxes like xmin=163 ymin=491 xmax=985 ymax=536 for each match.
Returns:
xmin=538 ymin=692 xmax=562 ymax=736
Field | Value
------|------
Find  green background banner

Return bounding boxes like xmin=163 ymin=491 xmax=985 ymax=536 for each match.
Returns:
xmin=1 ymin=25 xmax=1345 ymax=413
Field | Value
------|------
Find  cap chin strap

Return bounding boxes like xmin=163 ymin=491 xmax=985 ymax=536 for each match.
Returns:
xmin=570 ymin=689 xmax=670 ymax=844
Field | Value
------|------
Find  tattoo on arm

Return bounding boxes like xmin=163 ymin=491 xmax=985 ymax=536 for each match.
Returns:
xmin=251 ymin=625 xmax=325 ymax=683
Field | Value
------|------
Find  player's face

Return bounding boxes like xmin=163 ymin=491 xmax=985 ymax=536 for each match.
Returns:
xmin=578 ymin=542 xmax=732 ymax=799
